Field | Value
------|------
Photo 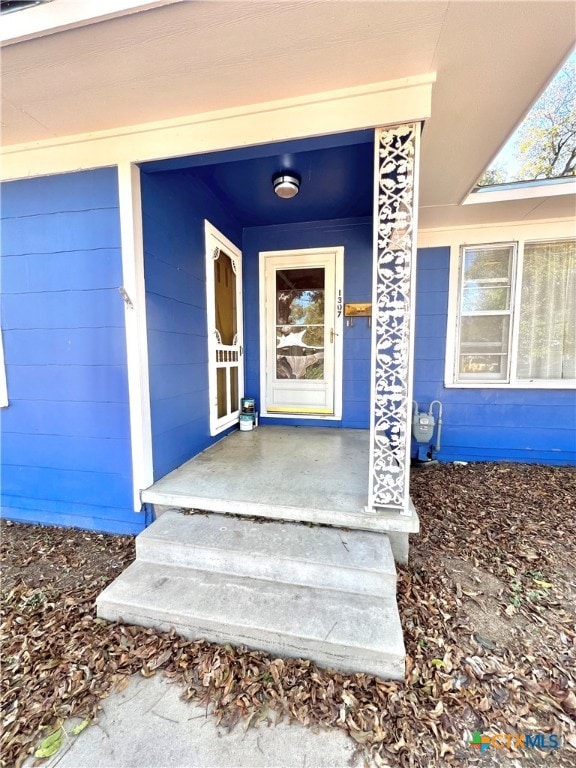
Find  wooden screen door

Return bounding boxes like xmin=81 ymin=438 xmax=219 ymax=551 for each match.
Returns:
xmin=205 ymin=222 xmax=244 ymax=435
xmin=262 ymin=249 xmax=342 ymax=416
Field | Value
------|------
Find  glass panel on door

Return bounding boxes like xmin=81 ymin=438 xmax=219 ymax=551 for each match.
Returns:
xmin=214 ymin=252 xmax=237 ymax=345
xmin=213 ymin=250 xmax=240 ymax=421
xmin=276 ymin=268 xmax=325 ymax=381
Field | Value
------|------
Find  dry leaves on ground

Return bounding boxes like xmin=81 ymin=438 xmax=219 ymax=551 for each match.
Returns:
xmin=1 ymin=462 xmax=575 ymax=767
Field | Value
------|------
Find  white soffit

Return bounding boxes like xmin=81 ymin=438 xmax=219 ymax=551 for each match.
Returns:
xmin=419 ymin=0 xmax=575 ymax=208
xmin=0 ymin=1 xmax=446 ymax=144
xmin=1 ymin=0 xmax=575 ymax=222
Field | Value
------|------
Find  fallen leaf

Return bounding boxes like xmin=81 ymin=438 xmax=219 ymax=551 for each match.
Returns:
xmin=71 ymin=719 xmax=90 ymax=736
xmin=34 ymin=729 xmax=63 ymax=758
xmin=532 ymin=579 xmax=553 ymax=589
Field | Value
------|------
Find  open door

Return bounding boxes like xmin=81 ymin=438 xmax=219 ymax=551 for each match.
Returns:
xmin=261 ymin=248 xmax=343 ymax=417
xmin=205 ymin=222 xmax=244 ymax=435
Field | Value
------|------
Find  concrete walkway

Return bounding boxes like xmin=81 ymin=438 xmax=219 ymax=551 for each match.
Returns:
xmin=26 ymin=674 xmax=365 ymax=768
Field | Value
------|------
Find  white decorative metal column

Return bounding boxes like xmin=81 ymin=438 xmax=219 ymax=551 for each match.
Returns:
xmin=368 ymin=123 xmax=421 ymax=515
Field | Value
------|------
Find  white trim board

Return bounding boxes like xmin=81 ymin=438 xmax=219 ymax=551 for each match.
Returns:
xmin=463 ymin=179 xmax=576 ymax=206
xmin=403 ymin=124 xmax=421 ymax=512
xmin=0 ymin=327 xmax=8 ymax=408
xmin=417 ymin=218 xmax=576 ymax=249
xmin=118 ymin=162 xmax=154 ymax=510
xmin=1 ymin=75 xmax=434 ymax=182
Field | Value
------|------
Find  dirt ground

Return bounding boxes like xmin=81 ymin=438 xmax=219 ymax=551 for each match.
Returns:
xmin=1 ymin=462 xmax=575 ymax=767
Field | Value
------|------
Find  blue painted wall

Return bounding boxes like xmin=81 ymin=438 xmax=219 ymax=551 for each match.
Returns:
xmin=242 ymin=230 xmax=574 ymax=463
xmin=0 ymin=168 xmax=143 ymax=533
xmin=141 ymin=171 xmax=242 ymax=479
xmin=1 ymin=167 xmax=571 ymax=542
xmin=413 ymin=247 xmax=576 ymax=465
xmin=242 ymin=218 xmax=373 ymax=428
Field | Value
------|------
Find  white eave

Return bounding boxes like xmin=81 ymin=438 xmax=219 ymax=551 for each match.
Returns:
xmin=0 ymin=74 xmax=435 ymax=181
xmin=464 ymin=177 xmax=576 ymax=205
xmin=1 ymin=0 xmax=575 ymax=230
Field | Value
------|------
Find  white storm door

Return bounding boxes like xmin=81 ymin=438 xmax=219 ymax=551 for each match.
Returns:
xmin=263 ymin=250 xmax=342 ymax=416
xmin=205 ymin=222 xmax=244 ymax=435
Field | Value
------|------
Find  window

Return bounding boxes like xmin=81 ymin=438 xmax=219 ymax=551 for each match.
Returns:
xmin=451 ymin=238 xmax=575 ymax=387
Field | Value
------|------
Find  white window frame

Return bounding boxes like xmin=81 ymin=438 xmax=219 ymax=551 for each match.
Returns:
xmin=455 ymin=241 xmax=517 ymax=383
xmin=0 ymin=327 xmax=8 ymax=407
xmin=446 ymin=236 xmax=576 ymax=389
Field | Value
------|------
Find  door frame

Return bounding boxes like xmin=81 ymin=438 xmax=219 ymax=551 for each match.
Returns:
xmin=205 ymin=220 xmax=244 ymax=436
xmin=258 ymin=246 xmax=344 ymax=420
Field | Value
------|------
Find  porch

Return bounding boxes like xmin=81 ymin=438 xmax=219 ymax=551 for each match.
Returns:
xmin=141 ymin=426 xmax=419 ymax=553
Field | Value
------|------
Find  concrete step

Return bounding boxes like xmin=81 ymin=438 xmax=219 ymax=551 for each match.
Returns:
xmin=137 ymin=510 xmax=396 ymax=597
xmin=96 ymin=561 xmax=405 ymax=680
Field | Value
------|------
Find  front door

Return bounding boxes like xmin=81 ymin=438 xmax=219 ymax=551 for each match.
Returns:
xmin=261 ymin=248 xmax=343 ymax=417
xmin=205 ymin=222 xmax=244 ymax=435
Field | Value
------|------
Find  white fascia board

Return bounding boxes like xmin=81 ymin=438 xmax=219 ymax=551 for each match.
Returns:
xmin=0 ymin=75 xmax=435 ymax=182
xmin=0 ymin=327 xmax=8 ymax=408
xmin=463 ymin=179 xmax=576 ymax=205
xmin=0 ymin=0 xmax=183 ymax=46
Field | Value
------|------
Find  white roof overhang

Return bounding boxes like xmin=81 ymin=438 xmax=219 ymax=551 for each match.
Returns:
xmin=1 ymin=0 xmax=574 ymax=228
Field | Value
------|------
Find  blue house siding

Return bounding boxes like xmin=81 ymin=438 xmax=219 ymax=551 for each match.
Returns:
xmin=141 ymin=171 xmax=242 ymax=479
xmin=242 ymin=218 xmax=373 ymax=429
xmin=413 ymin=247 xmax=576 ymax=465
xmin=0 ymin=168 xmax=140 ymax=534
xmin=1 ymin=166 xmax=571 ymax=545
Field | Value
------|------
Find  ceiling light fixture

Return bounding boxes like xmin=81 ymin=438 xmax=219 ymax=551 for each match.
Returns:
xmin=273 ymin=172 xmax=300 ymax=199
xmin=0 ymin=0 xmax=52 ymax=14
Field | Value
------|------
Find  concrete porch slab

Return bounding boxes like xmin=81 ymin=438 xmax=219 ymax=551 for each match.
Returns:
xmin=141 ymin=427 xmax=419 ymax=535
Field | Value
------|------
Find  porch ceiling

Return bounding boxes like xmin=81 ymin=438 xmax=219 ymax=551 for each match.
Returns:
xmin=155 ymin=136 xmax=375 ymax=227
xmin=1 ymin=1 xmax=575 ymax=227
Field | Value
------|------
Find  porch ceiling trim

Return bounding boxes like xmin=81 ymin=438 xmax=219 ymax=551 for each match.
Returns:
xmin=0 ymin=75 xmax=434 ymax=182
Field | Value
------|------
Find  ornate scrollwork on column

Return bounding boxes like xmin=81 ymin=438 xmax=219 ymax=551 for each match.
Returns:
xmin=369 ymin=123 xmax=420 ymax=512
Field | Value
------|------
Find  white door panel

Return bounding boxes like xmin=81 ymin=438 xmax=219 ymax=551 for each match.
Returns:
xmin=205 ymin=222 xmax=244 ymax=435
xmin=261 ymin=249 xmax=343 ymax=417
